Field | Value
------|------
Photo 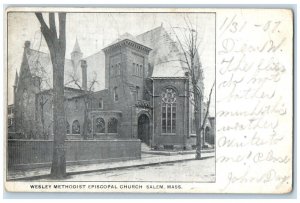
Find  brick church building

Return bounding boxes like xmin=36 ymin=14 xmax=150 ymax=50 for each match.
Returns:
xmin=10 ymin=25 xmax=215 ymax=150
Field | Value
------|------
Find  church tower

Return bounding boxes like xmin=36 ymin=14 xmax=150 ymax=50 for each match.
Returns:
xmin=102 ymin=36 xmax=152 ymax=138
xmin=71 ymin=38 xmax=83 ymax=73
xmin=102 ymin=37 xmax=151 ymax=107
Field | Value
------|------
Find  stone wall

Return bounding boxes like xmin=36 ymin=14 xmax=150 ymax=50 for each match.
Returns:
xmin=8 ymin=139 xmax=141 ymax=169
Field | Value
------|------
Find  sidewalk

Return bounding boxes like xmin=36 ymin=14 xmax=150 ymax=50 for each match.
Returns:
xmin=142 ymin=149 xmax=215 ymax=156
xmin=7 ymin=151 xmax=215 ymax=181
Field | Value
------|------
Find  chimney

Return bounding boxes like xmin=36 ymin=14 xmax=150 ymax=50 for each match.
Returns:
xmin=24 ymin=41 xmax=30 ymax=48
xmin=24 ymin=41 xmax=31 ymax=55
xmin=81 ymin=60 xmax=87 ymax=91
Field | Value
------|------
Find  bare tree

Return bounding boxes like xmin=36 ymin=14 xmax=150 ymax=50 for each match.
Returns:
xmin=199 ymin=83 xmax=215 ymax=148
xmin=38 ymin=94 xmax=49 ymax=139
xmin=170 ymin=18 xmax=215 ymax=160
xmin=66 ymin=70 xmax=98 ymax=139
xmin=35 ymin=12 xmax=67 ymax=178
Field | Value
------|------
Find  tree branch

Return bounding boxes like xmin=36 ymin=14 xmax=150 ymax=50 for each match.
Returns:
xmin=169 ymin=24 xmax=192 ymax=71
xmin=35 ymin=12 xmax=56 ymax=52
xmin=49 ymin=13 xmax=57 ymax=39
xmin=35 ymin=13 xmax=49 ymax=31
xmin=58 ymin=13 xmax=66 ymax=52
xmin=200 ymin=82 xmax=215 ymax=130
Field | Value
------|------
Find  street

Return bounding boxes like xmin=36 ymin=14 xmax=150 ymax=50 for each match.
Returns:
xmin=62 ymin=157 xmax=215 ymax=182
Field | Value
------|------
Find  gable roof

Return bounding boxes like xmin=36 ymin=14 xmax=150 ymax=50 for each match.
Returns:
xmin=25 ymin=49 xmax=75 ymax=90
xmin=24 ymin=48 xmax=105 ymax=91
xmin=109 ymin=32 xmax=142 ymax=45
xmin=103 ymin=32 xmax=152 ymax=53
xmin=136 ymin=26 xmax=188 ymax=78
xmin=20 ymin=25 xmax=195 ymax=93
xmin=14 ymin=71 xmax=19 ymax=87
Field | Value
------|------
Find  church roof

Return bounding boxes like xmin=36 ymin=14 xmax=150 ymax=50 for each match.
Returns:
xmin=151 ymin=61 xmax=187 ymax=78
xmin=104 ymin=25 xmax=189 ymax=78
xmin=136 ymin=25 xmax=188 ymax=78
xmin=14 ymin=71 xmax=19 ymax=87
xmin=103 ymin=32 xmax=151 ymax=53
xmin=23 ymin=46 xmax=105 ymax=92
xmin=37 ymin=86 xmax=85 ymax=100
xmin=111 ymin=33 xmax=138 ymax=44
xmin=20 ymin=25 xmax=198 ymax=93
xmin=24 ymin=48 xmax=97 ymax=91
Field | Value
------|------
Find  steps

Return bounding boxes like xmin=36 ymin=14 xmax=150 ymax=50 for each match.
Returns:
xmin=141 ymin=142 xmax=151 ymax=151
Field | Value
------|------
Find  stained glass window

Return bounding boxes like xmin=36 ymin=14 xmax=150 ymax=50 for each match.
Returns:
xmin=95 ymin=117 xmax=105 ymax=133
xmin=108 ymin=118 xmax=118 ymax=133
xmin=72 ymin=120 xmax=80 ymax=134
xmin=161 ymin=88 xmax=177 ymax=134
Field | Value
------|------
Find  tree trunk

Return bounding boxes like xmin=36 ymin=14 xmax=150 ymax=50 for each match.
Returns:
xmin=50 ymin=55 xmax=66 ymax=178
xmin=194 ymin=89 xmax=202 ymax=160
xmin=40 ymin=101 xmax=45 ymax=138
xmin=35 ymin=12 xmax=67 ymax=178
xmin=81 ymin=98 xmax=89 ymax=140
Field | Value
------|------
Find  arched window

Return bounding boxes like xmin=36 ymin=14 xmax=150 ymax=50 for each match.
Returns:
xmin=133 ymin=63 xmax=136 ymax=75
xmin=99 ymin=98 xmax=103 ymax=109
xmin=95 ymin=117 xmax=105 ymax=133
xmin=108 ymin=118 xmax=118 ymax=133
xmin=136 ymin=86 xmax=140 ymax=101
xmin=111 ymin=65 xmax=116 ymax=77
xmin=117 ymin=63 xmax=121 ymax=75
xmin=136 ymin=64 xmax=139 ymax=76
xmin=114 ymin=87 xmax=118 ymax=102
xmin=139 ymin=65 xmax=143 ymax=77
xmin=72 ymin=120 xmax=80 ymax=134
xmin=66 ymin=121 xmax=70 ymax=134
xmin=161 ymin=88 xmax=177 ymax=134
xmin=75 ymin=99 xmax=79 ymax=110
xmin=114 ymin=65 xmax=117 ymax=76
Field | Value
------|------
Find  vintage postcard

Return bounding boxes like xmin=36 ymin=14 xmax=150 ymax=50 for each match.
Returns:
xmin=4 ymin=7 xmax=293 ymax=193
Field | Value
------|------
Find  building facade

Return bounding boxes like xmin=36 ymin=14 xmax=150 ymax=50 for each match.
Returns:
xmin=10 ymin=25 xmax=215 ymax=150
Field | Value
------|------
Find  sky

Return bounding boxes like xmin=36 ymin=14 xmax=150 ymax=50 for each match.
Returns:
xmin=7 ymin=12 xmax=215 ymax=112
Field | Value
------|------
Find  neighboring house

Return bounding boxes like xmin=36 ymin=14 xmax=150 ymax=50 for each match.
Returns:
xmin=10 ymin=25 xmax=215 ymax=149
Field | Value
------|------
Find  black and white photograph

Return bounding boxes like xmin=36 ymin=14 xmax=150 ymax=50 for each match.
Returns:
xmin=6 ymin=11 xmax=216 ymax=185
xmin=4 ymin=7 xmax=293 ymax=194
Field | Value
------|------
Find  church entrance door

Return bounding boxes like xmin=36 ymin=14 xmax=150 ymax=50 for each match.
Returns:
xmin=138 ymin=114 xmax=150 ymax=146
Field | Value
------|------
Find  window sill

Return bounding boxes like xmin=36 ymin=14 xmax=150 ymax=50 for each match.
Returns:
xmin=93 ymin=133 xmax=118 ymax=136
xmin=161 ymin=133 xmax=176 ymax=136
xmin=132 ymin=75 xmax=143 ymax=78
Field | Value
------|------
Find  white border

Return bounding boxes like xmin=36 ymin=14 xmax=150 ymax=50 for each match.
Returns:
xmin=1 ymin=0 xmax=299 ymax=201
